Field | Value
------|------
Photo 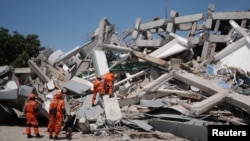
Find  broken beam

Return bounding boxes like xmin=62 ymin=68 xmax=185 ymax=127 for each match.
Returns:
xmin=173 ymin=70 xmax=250 ymax=114
xmin=190 ymin=92 xmax=227 ymax=115
xmin=157 ymin=89 xmax=203 ymax=100
xmin=28 ymin=60 xmax=50 ymax=82
xmin=101 ymin=44 xmax=133 ymax=53
xmin=133 ymin=51 xmax=168 ymax=66
xmin=114 ymin=69 xmax=148 ymax=87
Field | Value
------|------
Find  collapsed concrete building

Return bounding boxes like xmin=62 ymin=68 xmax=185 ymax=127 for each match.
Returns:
xmin=1 ymin=4 xmax=250 ymax=141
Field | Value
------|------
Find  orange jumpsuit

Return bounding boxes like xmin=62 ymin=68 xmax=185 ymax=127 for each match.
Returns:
xmin=104 ymin=72 xmax=115 ymax=96
xmin=92 ymin=78 xmax=105 ymax=105
xmin=48 ymin=98 xmax=65 ymax=138
xmin=25 ymin=99 xmax=40 ymax=136
xmin=48 ymin=97 xmax=57 ymax=136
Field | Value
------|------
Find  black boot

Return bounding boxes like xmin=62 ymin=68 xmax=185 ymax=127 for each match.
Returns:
xmin=27 ymin=134 xmax=33 ymax=138
xmin=54 ymin=136 xmax=58 ymax=140
xmin=36 ymin=134 xmax=43 ymax=138
xmin=49 ymin=135 xmax=53 ymax=139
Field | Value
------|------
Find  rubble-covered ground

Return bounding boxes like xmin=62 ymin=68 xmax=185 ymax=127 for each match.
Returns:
xmin=1 ymin=4 xmax=250 ymax=141
xmin=0 ymin=117 xmax=183 ymax=141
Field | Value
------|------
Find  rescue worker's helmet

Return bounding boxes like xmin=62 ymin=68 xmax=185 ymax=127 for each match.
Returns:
xmin=28 ymin=93 xmax=36 ymax=99
xmin=55 ymin=91 xmax=62 ymax=98
xmin=96 ymin=75 xmax=102 ymax=80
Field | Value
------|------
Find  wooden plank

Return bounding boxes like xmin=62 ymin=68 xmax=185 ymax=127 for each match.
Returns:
xmin=133 ymin=51 xmax=167 ymax=66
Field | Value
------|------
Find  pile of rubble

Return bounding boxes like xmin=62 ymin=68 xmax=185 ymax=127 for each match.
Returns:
xmin=1 ymin=4 xmax=250 ymax=141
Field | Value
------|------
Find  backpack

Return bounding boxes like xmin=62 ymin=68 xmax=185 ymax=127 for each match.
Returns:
xmin=49 ymin=100 xmax=58 ymax=116
xmin=50 ymin=108 xmax=57 ymax=115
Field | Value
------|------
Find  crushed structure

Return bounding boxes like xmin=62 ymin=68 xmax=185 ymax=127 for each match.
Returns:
xmin=1 ymin=4 xmax=250 ymax=141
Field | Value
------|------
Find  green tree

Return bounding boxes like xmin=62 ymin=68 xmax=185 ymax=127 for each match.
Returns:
xmin=0 ymin=27 xmax=45 ymax=67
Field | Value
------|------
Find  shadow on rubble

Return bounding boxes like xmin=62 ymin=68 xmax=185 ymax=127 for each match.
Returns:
xmin=0 ymin=115 xmax=49 ymax=127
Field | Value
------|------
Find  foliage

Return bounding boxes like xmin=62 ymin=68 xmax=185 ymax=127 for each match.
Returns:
xmin=0 ymin=27 xmax=45 ymax=67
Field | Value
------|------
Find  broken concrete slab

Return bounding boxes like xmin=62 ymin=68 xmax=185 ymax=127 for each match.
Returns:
xmin=62 ymin=76 xmax=92 ymax=95
xmin=149 ymin=118 xmax=208 ymax=141
xmin=0 ymin=80 xmax=18 ymax=99
xmin=103 ymin=95 xmax=122 ymax=124
xmin=213 ymin=38 xmax=250 ymax=72
xmin=2 ymin=4 xmax=250 ymax=141
xmin=140 ymin=99 xmax=165 ymax=108
xmin=92 ymin=49 xmax=110 ymax=76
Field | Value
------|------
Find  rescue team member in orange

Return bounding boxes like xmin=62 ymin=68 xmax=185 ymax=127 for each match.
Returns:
xmin=92 ymin=75 xmax=105 ymax=106
xmin=48 ymin=91 xmax=66 ymax=139
xmin=47 ymin=94 xmax=57 ymax=139
xmin=104 ymin=71 xmax=116 ymax=98
xmin=24 ymin=93 xmax=43 ymax=138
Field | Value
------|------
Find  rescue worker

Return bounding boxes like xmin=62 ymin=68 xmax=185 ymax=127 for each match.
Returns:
xmin=24 ymin=93 xmax=42 ymax=138
xmin=92 ymin=75 xmax=105 ymax=106
xmin=47 ymin=94 xmax=57 ymax=139
xmin=104 ymin=71 xmax=116 ymax=97
xmin=48 ymin=91 xmax=66 ymax=139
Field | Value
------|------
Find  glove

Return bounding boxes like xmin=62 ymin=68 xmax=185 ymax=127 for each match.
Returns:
xmin=62 ymin=109 xmax=66 ymax=114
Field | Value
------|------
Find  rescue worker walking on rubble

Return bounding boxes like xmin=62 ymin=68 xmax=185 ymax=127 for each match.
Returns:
xmin=104 ymin=71 xmax=117 ymax=98
xmin=47 ymin=93 xmax=57 ymax=139
xmin=92 ymin=75 xmax=105 ymax=106
xmin=48 ymin=90 xmax=66 ymax=140
xmin=24 ymin=93 xmax=43 ymax=138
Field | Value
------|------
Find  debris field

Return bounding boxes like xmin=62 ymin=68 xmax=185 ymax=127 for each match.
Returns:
xmin=1 ymin=4 xmax=250 ymax=141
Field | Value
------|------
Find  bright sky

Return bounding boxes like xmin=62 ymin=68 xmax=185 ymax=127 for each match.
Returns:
xmin=1 ymin=0 xmax=250 ymax=52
